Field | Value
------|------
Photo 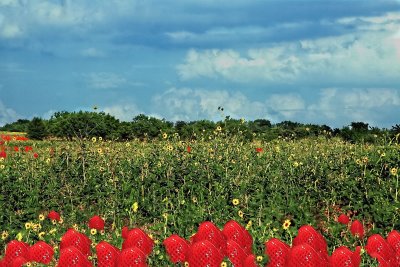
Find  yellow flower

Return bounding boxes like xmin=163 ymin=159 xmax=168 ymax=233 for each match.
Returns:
xmin=59 ymin=217 xmax=64 ymax=224
xmin=184 ymin=262 xmax=189 ymax=267
xmin=132 ymin=202 xmax=139 ymax=213
xmin=1 ymin=231 xmax=8 ymax=240
xmin=293 ymin=161 xmax=299 ymax=167
xmin=282 ymin=219 xmax=291 ymax=230
xmin=100 ymin=230 xmax=105 ymax=236
xmin=238 ymin=210 xmax=244 ymax=218
xmin=220 ymin=262 xmax=227 ymax=267
xmin=25 ymin=222 xmax=32 ymax=230
xmin=26 ymin=262 xmax=32 ymax=267
xmin=162 ymin=133 xmax=168 ymax=139
xmin=90 ymin=229 xmax=97 ymax=235
xmin=256 ymin=255 xmax=263 ymax=262
xmin=390 ymin=168 xmax=398 ymax=176
xmin=99 ymin=136 xmax=103 ymax=141
xmin=216 ymin=126 xmax=222 ymax=132
xmin=91 ymin=137 xmax=97 ymax=143
xmin=16 ymin=232 xmax=23 ymax=241
xmin=97 ymin=148 xmax=103 ymax=154
xmin=0 ymin=165 xmax=5 ymax=169
xmin=38 ymin=232 xmax=45 ymax=239
xmin=232 ymin=199 xmax=240 ymax=206
xmin=72 ymin=224 xmax=79 ymax=231
xmin=246 ymin=220 xmax=252 ymax=230
xmin=162 ymin=213 xmax=168 ymax=220
xmin=46 ymin=158 xmax=51 ymax=164
xmin=49 ymin=228 xmax=57 ymax=235
xmin=166 ymin=145 xmax=173 ymax=151
xmin=52 ymin=219 xmax=57 ymax=225
xmin=38 ymin=214 xmax=45 ymax=221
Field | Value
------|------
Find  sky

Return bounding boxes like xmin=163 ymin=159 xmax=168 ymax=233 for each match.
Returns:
xmin=1 ymin=0 xmax=400 ymax=128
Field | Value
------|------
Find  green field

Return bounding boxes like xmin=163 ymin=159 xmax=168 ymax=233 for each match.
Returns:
xmin=0 ymin=132 xmax=399 ymax=266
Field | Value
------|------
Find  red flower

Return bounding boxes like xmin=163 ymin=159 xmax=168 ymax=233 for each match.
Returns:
xmin=187 ymin=146 xmax=191 ymax=153
xmin=33 ymin=153 xmax=39 ymax=158
xmin=89 ymin=215 xmax=105 ymax=230
xmin=14 ymin=146 xmax=19 ymax=152
xmin=25 ymin=146 xmax=33 ymax=152
xmin=338 ymin=214 xmax=350 ymax=225
xmin=48 ymin=210 xmax=61 ymax=221
xmin=0 ymin=151 xmax=6 ymax=158
xmin=350 ymin=220 xmax=364 ymax=239
xmin=255 ymin=147 xmax=263 ymax=153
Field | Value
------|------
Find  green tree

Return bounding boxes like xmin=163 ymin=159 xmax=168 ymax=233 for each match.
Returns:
xmin=27 ymin=117 xmax=47 ymax=140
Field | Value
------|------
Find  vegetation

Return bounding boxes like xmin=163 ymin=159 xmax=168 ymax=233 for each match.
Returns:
xmin=1 ymin=110 xmax=399 ymax=144
xmin=0 ymin=127 xmax=399 ymax=265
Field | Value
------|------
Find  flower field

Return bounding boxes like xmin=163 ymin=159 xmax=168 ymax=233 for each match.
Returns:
xmin=0 ymin=131 xmax=399 ymax=266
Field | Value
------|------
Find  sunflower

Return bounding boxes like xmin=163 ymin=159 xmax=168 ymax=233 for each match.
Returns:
xmin=232 ymin=199 xmax=240 ymax=206
xmin=282 ymin=219 xmax=291 ymax=230
xmin=1 ymin=231 xmax=8 ymax=240
xmin=238 ymin=210 xmax=244 ymax=218
xmin=90 ymin=228 xmax=97 ymax=235
xmin=38 ymin=214 xmax=45 ymax=221
xmin=162 ymin=133 xmax=168 ymax=139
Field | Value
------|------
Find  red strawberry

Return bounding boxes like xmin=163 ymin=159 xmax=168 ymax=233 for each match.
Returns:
xmin=337 ymin=214 xmax=350 ymax=225
xmin=47 ymin=210 xmax=61 ymax=221
xmin=265 ymin=238 xmax=290 ymax=267
xmin=226 ymin=239 xmax=249 ymax=267
xmin=28 ymin=241 xmax=54 ymax=264
xmin=122 ymin=228 xmax=154 ymax=256
xmin=186 ymin=240 xmax=224 ymax=267
xmin=96 ymin=241 xmax=120 ymax=267
xmin=163 ymin=234 xmax=189 ymax=263
xmin=117 ymin=247 xmax=147 ymax=267
xmin=350 ymin=220 xmax=364 ymax=239
xmin=88 ymin=215 xmax=105 ymax=230
xmin=58 ymin=246 xmax=93 ymax=267
xmin=60 ymin=229 xmax=91 ymax=256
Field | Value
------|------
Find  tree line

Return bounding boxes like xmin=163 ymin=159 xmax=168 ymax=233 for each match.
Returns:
xmin=1 ymin=110 xmax=399 ymax=143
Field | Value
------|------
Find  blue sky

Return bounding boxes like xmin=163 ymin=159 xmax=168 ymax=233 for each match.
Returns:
xmin=1 ymin=0 xmax=400 ymax=128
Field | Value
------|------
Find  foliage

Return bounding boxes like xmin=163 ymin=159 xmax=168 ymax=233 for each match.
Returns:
xmin=27 ymin=117 xmax=48 ymax=140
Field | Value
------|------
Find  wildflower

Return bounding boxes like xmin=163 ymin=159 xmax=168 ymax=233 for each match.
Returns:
xmin=216 ymin=126 xmax=222 ymax=132
xmin=48 ymin=210 xmax=61 ymax=221
xmin=99 ymin=136 xmax=103 ymax=141
xmin=100 ymin=230 xmax=105 ymax=236
xmin=256 ymin=256 xmax=263 ymax=262
xmin=1 ymin=231 xmax=8 ymax=240
xmin=390 ymin=168 xmax=398 ymax=176
xmin=125 ymin=142 xmax=131 ymax=147
xmin=92 ymin=137 xmax=97 ymax=142
xmin=293 ymin=161 xmax=299 ymax=167
xmin=72 ymin=224 xmax=79 ymax=231
xmin=90 ymin=229 xmax=97 ymax=235
xmin=0 ymin=151 xmax=6 ymax=158
xmin=246 ymin=220 xmax=252 ymax=230
xmin=221 ymin=262 xmax=227 ymax=267
xmin=166 ymin=145 xmax=173 ymax=151
xmin=49 ymin=228 xmax=57 ymax=235
xmin=187 ymin=146 xmax=191 ymax=153
xmin=25 ymin=222 xmax=32 ymax=230
xmin=97 ymin=148 xmax=103 ymax=154
xmin=16 ymin=232 xmax=23 ymax=241
xmin=132 ymin=202 xmax=139 ymax=213
xmin=46 ymin=158 xmax=51 ymax=164
xmin=162 ymin=133 xmax=168 ymax=139
xmin=38 ymin=232 xmax=45 ymax=239
xmin=338 ymin=214 xmax=350 ymax=225
xmin=38 ymin=214 xmax=45 ymax=221
xmin=0 ymin=165 xmax=4 ymax=169
xmin=232 ymin=199 xmax=240 ymax=206
xmin=238 ymin=210 xmax=244 ymax=218
xmin=282 ymin=219 xmax=291 ymax=230
xmin=33 ymin=153 xmax=39 ymax=159
xmin=185 ymin=262 xmax=189 ymax=267
xmin=256 ymin=147 xmax=263 ymax=153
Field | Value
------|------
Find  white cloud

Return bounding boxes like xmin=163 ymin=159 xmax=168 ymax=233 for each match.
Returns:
xmin=308 ymin=88 xmax=400 ymax=127
xmin=103 ymin=103 xmax=142 ymax=121
xmin=266 ymin=94 xmax=305 ymax=119
xmin=177 ymin=12 xmax=400 ymax=85
xmin=80 ymin=48 xmax=106 ymax=58
xmin=0 ymin=100 xmax=20 ymax=126
xmin=84 ymin=72 xmax=127 ymax=89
